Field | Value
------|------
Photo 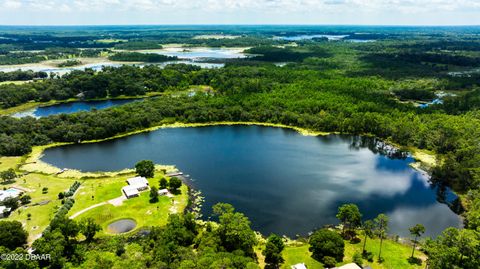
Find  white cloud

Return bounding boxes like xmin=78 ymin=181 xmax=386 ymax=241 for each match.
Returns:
xmin=1 ymin=0 xmax=480 ymax=24
xmin=2 ymin=0 xmax=22 ymax=9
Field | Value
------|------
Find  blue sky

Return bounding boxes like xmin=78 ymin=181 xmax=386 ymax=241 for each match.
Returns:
xmin=1 ymin=0 xmax=479 ymax=25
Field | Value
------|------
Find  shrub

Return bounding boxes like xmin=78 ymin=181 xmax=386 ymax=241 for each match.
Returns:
xmin=323 ymin=256 xmax=337 ymax=268
xmin=309 ymin=229 xmax=345 ymax=262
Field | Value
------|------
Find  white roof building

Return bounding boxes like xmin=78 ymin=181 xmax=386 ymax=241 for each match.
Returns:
xmin=158 ymin=189 xmax=169 ymax=195
xmin=291 ymin=263 xmax=307 ymax=269
xmin=122 ymin=185 xmax=140 ymax=199
xmin=0 ymin=188 xmax=23 ymax=202
xmin=126 ymin=176 xmax=149 ymax=191
xmin=333 ymin=263 xmax=362 ymax=269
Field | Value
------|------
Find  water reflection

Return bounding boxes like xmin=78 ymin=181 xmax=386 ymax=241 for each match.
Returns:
xmin=41 ymin=125 xmax=460 ymax=237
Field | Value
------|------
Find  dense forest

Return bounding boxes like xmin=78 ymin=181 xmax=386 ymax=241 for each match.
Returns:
xmin=1 ymin=26 xmax=480 ymax=268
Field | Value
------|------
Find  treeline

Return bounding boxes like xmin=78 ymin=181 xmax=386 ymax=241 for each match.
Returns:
xmin=246 ymin=45 xmax=331 ymax=62
xmin=0 ymin=70 xmax=48 ymax=82
xmin=108 ymin=52 xmax=177 ymax=62
xmin=0 ymin=64 xmax=201 ymax=108
xmin=114 ymin=41 xmax=163 ymax=50
xmin=0 ymin=48 xmax=105 ymax=65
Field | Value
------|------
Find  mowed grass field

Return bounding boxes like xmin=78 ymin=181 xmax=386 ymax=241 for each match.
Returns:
xmin=69 ymin=174 xmax=188 ymax=235
xmin=281 ymin=236 xmax=426 ymax=269
xmin=74 ymin=183 xmax=188 ymax=235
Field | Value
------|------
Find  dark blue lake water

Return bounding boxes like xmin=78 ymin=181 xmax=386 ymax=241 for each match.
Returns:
xmin=41 ymin=125 xmax=461 ymax=237
xmin=13 ymin=99 xmax=140 ymax=118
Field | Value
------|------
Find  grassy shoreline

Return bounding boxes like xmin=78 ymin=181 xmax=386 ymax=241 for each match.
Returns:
xmin=20 ymin=121 xmax=436 ymax=178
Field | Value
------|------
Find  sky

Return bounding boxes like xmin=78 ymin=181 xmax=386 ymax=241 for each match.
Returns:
xmin=0 ymin=0 xmax=479 ymax=26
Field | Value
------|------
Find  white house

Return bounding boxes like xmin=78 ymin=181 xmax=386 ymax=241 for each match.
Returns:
xmin=0 ymin=188 xmax=23 ymax=203
xmin=122 ymin=185 xmax=140 ymax=199
xmin=126 ymin=176 xmax=149 ymax=191
xmin=291 ymin=263 xmax=307 ymax=269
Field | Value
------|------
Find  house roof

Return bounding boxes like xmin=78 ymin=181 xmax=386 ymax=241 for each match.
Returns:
xmin=158 ymin=189 xmax=169 ymax=194
xmin=0 ymin=205 xmax=11 ymax=213
xmin=334 ymin=263 xmax=362 ymax=269
xmin=122 ymin=185 xmax=139 ymax=197
xmin=291 ymin=263 xmax=307 ymax=269
xmin=127 ymin=176 xmax=149 ymax=187
xmin=0 ymin=188 xmax=23 ymax=202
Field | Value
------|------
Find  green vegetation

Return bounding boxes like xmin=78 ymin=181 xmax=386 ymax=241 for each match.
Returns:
xmin=114 ymin=41 xmax=163 ymax=50
xmin=0 ymin=220 xmax=28 ymax=250
xmin=135 ymin=159 xmax=155 ymax=178
xmin=1 ymin=26 xmax=480 ymax=268
xmin=108 ymin=52 xmax=177 ymax=62
xmin=309 ymin=229 xmax=345 ymax=263
xmin=57 ymin=59 xmax=82 ymax=67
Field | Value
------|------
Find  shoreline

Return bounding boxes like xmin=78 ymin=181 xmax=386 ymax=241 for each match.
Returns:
xmin=19 ymin=121 xmax=436 ymax=178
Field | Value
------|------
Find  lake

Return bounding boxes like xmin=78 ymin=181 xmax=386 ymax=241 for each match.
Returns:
xmin=12 ymin=99 xmax=141 ymax=118
xmin=140 ymin=47 xmax=249 ymax=60
xmin=40 ymin=125 xmax=461 ymax=237
xmin=0 ymin=61 xmax=223 ymax=76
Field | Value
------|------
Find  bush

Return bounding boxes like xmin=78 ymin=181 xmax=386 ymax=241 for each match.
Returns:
xmin=353 ymin=252 xmax=363 ymax=266
xmin=309 ymin=229 xmax=345 ymax=262
xmin=169 ymin=177 xmax=182 ymax=192
xmin=323 ymin=256 xmax=337 ymax=268
xmin=20 ymin=195 xmax=31 ymax=205
xmin=362 ymin=250 xmax=374 ymax=262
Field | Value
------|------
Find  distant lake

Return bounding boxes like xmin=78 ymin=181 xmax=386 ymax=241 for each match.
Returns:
xmin=12 ymin=99 xmax=141 ymax=118
xmin=277 ymin=34 xmax=348 ymax=41
xmin=0 ymin=60 xmax=223 ymax=76
xmin=41 ymin=125 xmax=461 ymax=237
xmin=141 ymin=47 xmax=249 ymax=60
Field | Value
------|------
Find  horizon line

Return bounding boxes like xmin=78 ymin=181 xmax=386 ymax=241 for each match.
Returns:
xmin=0 ymin=23 xmax=480 ymax=27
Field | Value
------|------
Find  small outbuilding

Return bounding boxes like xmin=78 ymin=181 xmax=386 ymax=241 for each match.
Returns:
xmin=291 ymin=263 xmax=307 ymax=269
xmin=158 ymin=189 xmax=169 ymax=196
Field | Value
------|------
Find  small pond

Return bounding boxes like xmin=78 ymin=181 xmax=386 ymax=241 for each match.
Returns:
xmin=107 ymin=219 xmax=137 ymax=234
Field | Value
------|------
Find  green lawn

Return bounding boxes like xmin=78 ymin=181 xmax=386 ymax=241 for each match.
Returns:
xmin=281 ymin=236 xmax=426 ymax=269
xmin=68 ymin=175 xmax=132 ymax=214
xmin=282 ymin=244 xmax=323 ymax=269
xmin=3 ymin=173 xmax=74 ymax=242
xmin=76 ymin=183 xmax=188 ymax=235
xmin=0 ymin=156 xmax=21 ymax=170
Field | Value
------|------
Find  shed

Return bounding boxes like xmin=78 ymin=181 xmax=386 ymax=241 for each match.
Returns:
xmin=291 ymin=263 xmax=307 ymax=269
xmin=158 ymin=189 xmax=169 ymax=196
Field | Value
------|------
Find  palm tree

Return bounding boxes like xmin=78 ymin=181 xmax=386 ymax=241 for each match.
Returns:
xmin=409 ymin=224 xmax=425 ymax=258
xmin=361 ymin=220 xmax=375 ymax=254
xmin=374 ymin=214 xmax=389 ymax=261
